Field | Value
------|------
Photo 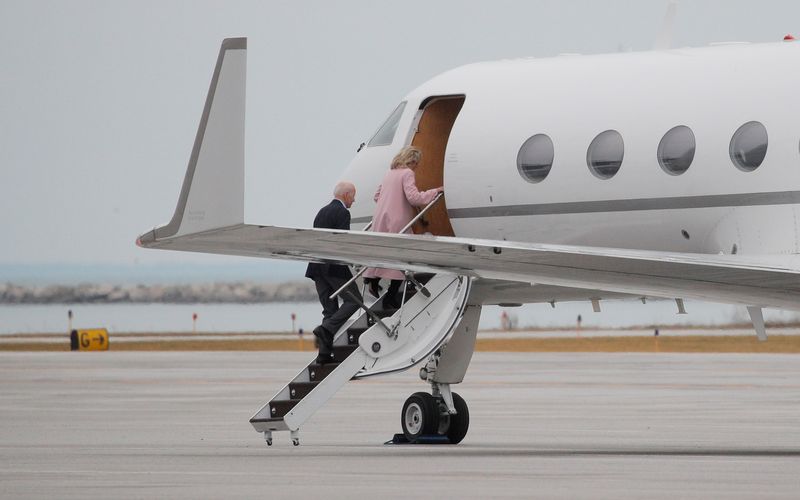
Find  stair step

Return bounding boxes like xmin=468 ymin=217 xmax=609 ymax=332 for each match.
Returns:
xmin=413 ymin=272 xmax=436 ymax=284
xmin=269 ymin=399 xmax=301 ymax=419
xmin=373 ymin=308 xmax=398 ymax=319
xmin=308 ymin=362 xmax=340 ymax=382
xmin=333 ymin=344 xmax=357 ymax=361
xmin=249 ymin=416 xmax=284 ymax=424
xmin=289 ymin=381 xmax=318 ymax=399
xmin=347 ymin=326 xmax=367 ymax=344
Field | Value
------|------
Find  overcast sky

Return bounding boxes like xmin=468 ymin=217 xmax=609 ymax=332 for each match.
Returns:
xmin=2 ymin=0 xmax=799 ymax=273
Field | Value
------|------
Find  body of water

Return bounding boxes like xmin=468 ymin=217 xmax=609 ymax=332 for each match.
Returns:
xmin=2 ymin=299 xmax=799 ymax=334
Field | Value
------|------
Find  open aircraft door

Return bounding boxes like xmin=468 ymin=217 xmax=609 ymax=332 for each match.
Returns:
xmin=408 ymin=95 xmax=465 ymax=237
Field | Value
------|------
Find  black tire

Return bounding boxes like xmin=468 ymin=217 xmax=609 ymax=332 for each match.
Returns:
xmin=445 ymin=392 xmax=469 ymax=444
xmin=401 ymin=392 xmax=439 ymax=442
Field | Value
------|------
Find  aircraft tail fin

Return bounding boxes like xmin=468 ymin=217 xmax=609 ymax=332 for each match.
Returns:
xmin=654 ymin=1 xmax=677 ymax=50
xmin=139 ymin=38 xmax=247 ymax=246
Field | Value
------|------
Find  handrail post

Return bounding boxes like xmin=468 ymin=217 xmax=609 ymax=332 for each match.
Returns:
xmin=404 ymin=271 xmax=430 ymax=298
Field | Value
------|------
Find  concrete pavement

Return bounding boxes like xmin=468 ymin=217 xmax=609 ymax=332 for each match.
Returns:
xmin=0 ymin=351 xmax=798 ymax=499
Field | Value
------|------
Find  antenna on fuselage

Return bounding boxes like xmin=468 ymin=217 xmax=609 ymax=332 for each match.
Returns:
xmin=653 ymin=1 xmax=677 ymax=50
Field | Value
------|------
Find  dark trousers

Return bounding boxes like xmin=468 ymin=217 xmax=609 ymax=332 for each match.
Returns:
xmin=312 ymin=274 xmax=362 ymax=351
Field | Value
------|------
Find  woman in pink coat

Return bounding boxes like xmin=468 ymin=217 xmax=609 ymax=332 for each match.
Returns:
xmin=364 ymin=146 xmax=443 ymax=308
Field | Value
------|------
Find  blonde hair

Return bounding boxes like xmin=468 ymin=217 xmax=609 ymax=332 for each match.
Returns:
xmin=390 ymin=146 xmax=422 ymax=169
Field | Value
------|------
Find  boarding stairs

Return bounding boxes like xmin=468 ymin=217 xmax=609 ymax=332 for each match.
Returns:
xmin=249 ymin=272 xmax=471 ymax=445
xmin=250 ymin=192 xmax=473 ymax=446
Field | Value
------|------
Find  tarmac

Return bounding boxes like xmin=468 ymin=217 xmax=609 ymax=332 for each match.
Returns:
xmin=1 ymin=351 xmax=798 ymax=499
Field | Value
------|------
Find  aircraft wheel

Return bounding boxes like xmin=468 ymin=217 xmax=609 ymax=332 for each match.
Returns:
xmin=401 ymin=392 xmax=439 ymax=442
xmin=444 ymin=393 xmax=469 ymax=444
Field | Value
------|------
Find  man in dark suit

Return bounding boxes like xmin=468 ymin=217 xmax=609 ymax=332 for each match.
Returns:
xmin=305 ymin=181 xmax=362 ymax=364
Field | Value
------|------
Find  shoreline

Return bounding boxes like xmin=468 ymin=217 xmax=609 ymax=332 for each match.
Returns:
xmin=0 ymin=281 xmax=317 ymax=304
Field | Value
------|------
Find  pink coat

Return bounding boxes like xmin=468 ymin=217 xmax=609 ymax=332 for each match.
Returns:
xmin=363 ymin=168 xmax=440 ymax=280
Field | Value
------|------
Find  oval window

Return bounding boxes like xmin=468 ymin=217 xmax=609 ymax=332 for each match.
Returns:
xmin=517 ymin=134 xmax=554 ymax=183
xmin=587 ymin=130 xmax=624 ymax=179
xmin=657 ymin=125 xmax=695 ymax=175
xmin=730 ymin=121 xmax=767 ymax=172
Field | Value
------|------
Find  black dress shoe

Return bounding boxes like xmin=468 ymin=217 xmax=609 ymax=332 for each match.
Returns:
xmin=313 ymin=326 xmax=333 ymax=351
xmin=315 ymin=352 xmax=335 ymax=365
xmin=367 ymin=278 xmax=382 ymax=299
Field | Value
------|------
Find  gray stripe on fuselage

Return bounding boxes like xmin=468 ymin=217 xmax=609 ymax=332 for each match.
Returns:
xmin=445 ymin=191 xmax=800 ymax=219
xmin=349 ymin=191 xmax=800 ymax=225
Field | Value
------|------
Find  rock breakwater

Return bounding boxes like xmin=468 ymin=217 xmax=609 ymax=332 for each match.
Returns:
xmin=0 ymin=281 xmax=317 ymax=304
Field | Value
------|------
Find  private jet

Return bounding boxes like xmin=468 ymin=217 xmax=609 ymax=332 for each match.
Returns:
xmin=137 ymin=33 xmax=800 ymax=446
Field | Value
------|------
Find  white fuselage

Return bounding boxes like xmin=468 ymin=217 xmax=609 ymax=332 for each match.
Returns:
xmin=343 ymin=42 xmax=800 ymax=256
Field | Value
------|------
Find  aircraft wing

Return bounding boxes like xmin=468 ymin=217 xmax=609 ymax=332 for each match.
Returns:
xmin=137 ymin=37 xmax=800 ymax=312
xmin=138 ymin=223 xmax=800 ymax=311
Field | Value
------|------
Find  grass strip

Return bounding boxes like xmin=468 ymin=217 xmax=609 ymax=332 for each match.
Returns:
xmin=3 ymin=335 xmax=800 ymax=353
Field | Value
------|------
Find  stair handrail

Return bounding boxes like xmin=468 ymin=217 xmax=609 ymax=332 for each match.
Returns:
xmin=350 ymin=221 xmax=372 ymax=280
xmin=329 ymin=191 xmax=444 ymax=301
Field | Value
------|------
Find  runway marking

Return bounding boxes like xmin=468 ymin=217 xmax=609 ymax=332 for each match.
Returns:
xmin=354 ymin=378 xmax=800 ymax=390
xmin=2 ymin=444 xmax=799 ymax=479
xmin=0 ymin=468 xmax=260 ymax=477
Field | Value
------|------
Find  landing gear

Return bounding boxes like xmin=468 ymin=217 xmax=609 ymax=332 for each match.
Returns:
xmin=443 ymin=392 xmax=469 ymax=444
xmin=399 ymin=391 xmax=469 ymax=444
xmin=402 ymin=392 xmax=439 ymax=441
xmin=263 ymin=431 xmax=273 ymax=446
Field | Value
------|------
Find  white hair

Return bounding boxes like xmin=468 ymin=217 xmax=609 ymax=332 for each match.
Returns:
xmin=333 ymin=181 xmax=355 ymax=199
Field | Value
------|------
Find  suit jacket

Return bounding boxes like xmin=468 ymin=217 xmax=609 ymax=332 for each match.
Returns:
xmin=305 ymin=199 xmax=353 ymax=279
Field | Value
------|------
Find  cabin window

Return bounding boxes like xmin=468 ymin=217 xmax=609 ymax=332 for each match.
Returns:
xmin=730 ymin=121 xmax=767 ymax=172
xmin=657 ymin=125 xmax=695 ymax=175
xmin=587 ymin=130 xmax=624 ymax=179
xmin=367 ymin=101 xmax=407 ymax=147
xmin=517 ymin=134 xmax=554 ymax=183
